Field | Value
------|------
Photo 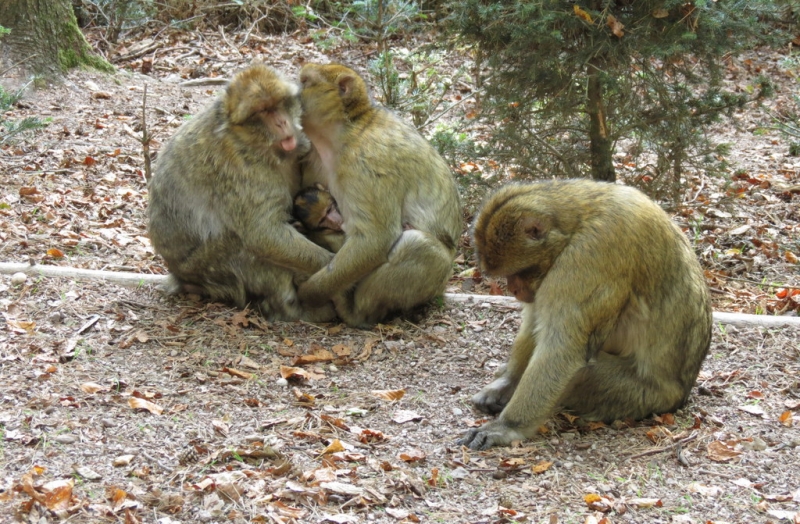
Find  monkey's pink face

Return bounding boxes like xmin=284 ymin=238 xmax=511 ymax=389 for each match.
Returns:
xmin=319 ymin=202 xmax=343 ymax=231
xmin=506 ymin=274 xmax=535 ymax=303
xmin=258 ymin=107 xmax=297 ymax=152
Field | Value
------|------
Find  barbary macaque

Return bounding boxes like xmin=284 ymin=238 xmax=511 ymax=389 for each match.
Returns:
xmin=296 ymin=63 xmax=462 ymax=327
xmin=458 ymin=180 xmax=713 ymax=450
xmin=293 ymin=184 xmax=345 ymax=253
xmin=148 ymin=63 xmax=335 ymax=321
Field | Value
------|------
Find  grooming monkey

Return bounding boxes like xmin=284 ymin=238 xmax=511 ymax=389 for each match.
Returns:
xmin=148 ymin=63 xmax=335 ymax=321
xmin=458 ymin=180 xmax=713 ymax=450
xmin=293 ymin=184 xmax=345 ymax=253
xmin=296 ymin=63 xmax=462 ymax=327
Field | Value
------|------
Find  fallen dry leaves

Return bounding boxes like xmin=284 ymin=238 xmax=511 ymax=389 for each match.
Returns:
xmin=399 ymin=449 xmax=427 ymax=463
xmin=584 ymin=492 xmax=663 ymax=513
xmin=1 ymin=16 xmax=799 ymax=524
xmin=127 ymin=397 xmax=163 ymax=415
xmin=707 ymin=440 xmax=743 ymax=462
xmin=372 ymin=388 xmax=406 ymax=401
xmin=279 ymin=365 xmax=325 ymax=381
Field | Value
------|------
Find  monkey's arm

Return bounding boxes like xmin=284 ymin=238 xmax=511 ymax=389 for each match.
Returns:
xmin=470 ymin=304 xmax=537 ymax=414
xmin=297 ymin=181 xmax=402 ymax=304
xmin=459 ymin=322 xmax=588 ymax=450
xmin=228 ymin=186 xmax=334 ymax=276
xmin=256 ymin=222 xmax=335 ymax=275
xmin=462 ymin=256 xmax=632 ymax=450
xmin=307 ymin=230 xmax=344 ymax=253
xmin=297 ymin=224 xmax=398 ymax=304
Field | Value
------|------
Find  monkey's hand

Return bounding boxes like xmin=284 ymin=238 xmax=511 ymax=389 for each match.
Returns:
xmin=297 ymin=280 xmax=329 ymax=308
xmin=291 ymin=220 xmax=307 ymax=233
xmin=471 ymin=375 xmax=519 ymax=415
xmin=457 ymin=420 xmax=526 ymax=450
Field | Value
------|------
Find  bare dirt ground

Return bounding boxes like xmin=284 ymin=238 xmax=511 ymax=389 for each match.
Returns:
xmin=1 ymin=24 xmax=800 ymax=524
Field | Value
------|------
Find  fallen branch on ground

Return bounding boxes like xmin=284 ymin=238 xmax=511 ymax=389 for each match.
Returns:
xmin=628 ymin=432 xmax=698 ymax=460
xmin=444 ymin=293 xmax=800 ymax=328
xmin=1 ymin=262 xmax=798 ymax=328
xmin=0 ymin=262 xmax=166 ymax=287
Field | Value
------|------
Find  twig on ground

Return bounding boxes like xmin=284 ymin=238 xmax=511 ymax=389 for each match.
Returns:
xmin=141 ymin=84 xmax=152 ymax=181
xmin=628 ymin=433 xmax=698 ymax=460
xmin=1 ymin=264 xmax=800 ymax=327
xmin=0 ymin=53 xmax=38 ymax=76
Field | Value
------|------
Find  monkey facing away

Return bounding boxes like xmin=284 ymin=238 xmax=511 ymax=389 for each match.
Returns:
xmin=296 ymin=63 xmax=462 ymax=328
xmin=293 ymin=184 xmax=345 ymax=253
xmin=148 ymin=63 xmax=335 ymax=321
xmin=458 ymin=179 xmax=713 ymax=450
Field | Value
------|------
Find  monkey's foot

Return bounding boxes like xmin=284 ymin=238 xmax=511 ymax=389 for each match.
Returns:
xmin=471 ymin=376 xmax=518 ymax=415
xmin=457 ymin=420 xmax=526 ymax=450
xmin=301 ymin=303 xmax=338 ymax=323
xmin=297 ymin=282 xmax=329 ymax=308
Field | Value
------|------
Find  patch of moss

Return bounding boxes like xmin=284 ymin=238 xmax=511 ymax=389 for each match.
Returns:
xmin=57 ymin=18 xmax=114 ymax=74
xmin=58 ymin=48 xmax=114 ymax=73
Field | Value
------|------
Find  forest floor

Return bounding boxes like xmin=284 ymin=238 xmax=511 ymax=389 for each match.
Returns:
xmin=1 ymin=21 xmax=800 ymax=524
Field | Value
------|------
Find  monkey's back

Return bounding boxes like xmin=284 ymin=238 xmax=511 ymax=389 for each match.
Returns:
xmin=149 ymin=103 xmax=226 ymax=262
xmin=339 ymin=107 xmax=462 ymax=253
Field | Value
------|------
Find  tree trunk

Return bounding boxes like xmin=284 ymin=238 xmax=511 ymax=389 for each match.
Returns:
xmin=587 ymin=67 xmax=615 ymax=182
xmin=0 ymin=0 xmax=111 ymax=79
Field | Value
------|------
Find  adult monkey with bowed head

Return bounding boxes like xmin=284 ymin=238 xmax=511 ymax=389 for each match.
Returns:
xmin=458 ymin=180 xmax=712 ymax=450
xmin=296 ymin=63 xmax=462 ymax=328
xmin=148 ymin=63 xmax=335 ymax=322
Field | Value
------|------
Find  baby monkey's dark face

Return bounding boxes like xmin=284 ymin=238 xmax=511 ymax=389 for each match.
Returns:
xmin=293 ymin=186 xmax=343 ymax=232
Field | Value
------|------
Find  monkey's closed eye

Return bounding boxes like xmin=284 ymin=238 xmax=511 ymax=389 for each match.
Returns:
xmin=318 ymin=204 xmax=336 ymax=228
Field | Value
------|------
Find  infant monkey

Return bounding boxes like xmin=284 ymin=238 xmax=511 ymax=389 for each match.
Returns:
xmin=293 ymin=184 xmax=344 ymax=253
xmin=293 ymin=184 xmax=415 ymax=253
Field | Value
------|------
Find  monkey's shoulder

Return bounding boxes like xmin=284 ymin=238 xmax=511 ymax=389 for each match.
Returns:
xmin=345 ymin=109 xmax=446 ymax=170
xmin=349 ymin=107 xmax=423 ymax=142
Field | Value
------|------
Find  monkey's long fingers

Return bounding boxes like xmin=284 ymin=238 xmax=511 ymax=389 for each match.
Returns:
xmin=472 ymin=394 xmax=509 ymax=415
xmin=457 ymin=421 xmax=525 ymax=450
xmin=471 ymin=376 xmax=517 ymax=415
xmin=456 ymin=429 xmax=482 ymax=448
xmin=457 ymin=429 xmax=501 ymax=450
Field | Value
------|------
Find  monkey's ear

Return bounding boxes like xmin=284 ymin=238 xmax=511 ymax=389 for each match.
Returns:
xmin=520 ymin=217 xmax=547 ymax=240
xmin=228 ymin=98 xmax=251 ymax=125
xmin=299 ymin=67 xmax=320 ymax=87
xmin=337 ymin=74 xmax=356 ymax=98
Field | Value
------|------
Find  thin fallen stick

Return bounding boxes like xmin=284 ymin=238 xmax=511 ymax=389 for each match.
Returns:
xmin=1 ymin=263 xmax=799 ymax=328
xmin=0 ymin=262 xmax=166 ymax=287
xmin=445 ymin=292 xmax=800 ymax=328
xmin=629 ymin=433 xmax=698 ymax=460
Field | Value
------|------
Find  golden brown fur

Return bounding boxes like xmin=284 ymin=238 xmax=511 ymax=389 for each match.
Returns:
xmin=293 ymin=184 xmax=345 ymax=253
xmin=458 ymin=180 xmax=712 ymax=449
xmin=148 ymin=63 xmax=335 ymax=321
xmin=296 ymin=63 xmax=462 ymax=327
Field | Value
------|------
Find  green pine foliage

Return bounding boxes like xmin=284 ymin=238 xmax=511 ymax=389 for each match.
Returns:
xmin=450 ymin=0 xmax=783 ymax=195
xmin=0 ymin=84 xmax=47 ymax=145
xmin=0 ymin=25 xmax=47 ymax=143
